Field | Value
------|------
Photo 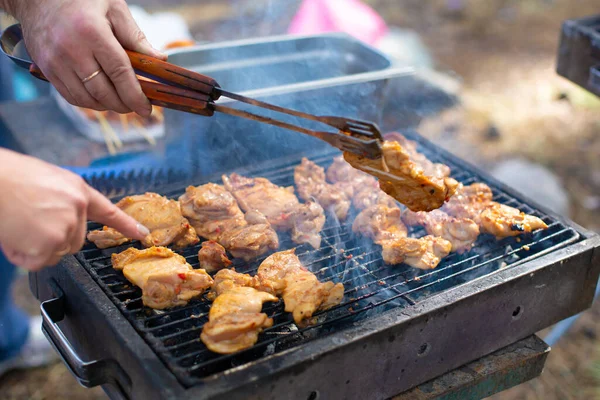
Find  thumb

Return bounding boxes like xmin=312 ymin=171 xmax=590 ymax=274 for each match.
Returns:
xmin=86 ymin=187 xmax=150 ymax=240
xmin=109 ymin=3 xmax=168 ymax=61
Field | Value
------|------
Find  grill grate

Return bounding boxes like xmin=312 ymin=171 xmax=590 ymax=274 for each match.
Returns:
xmin=74 ymin=132 xmax=580 ymax=387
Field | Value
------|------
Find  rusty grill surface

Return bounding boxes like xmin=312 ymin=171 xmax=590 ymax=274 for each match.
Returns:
xmin=75 ymin=131 xmax=580 ymax=388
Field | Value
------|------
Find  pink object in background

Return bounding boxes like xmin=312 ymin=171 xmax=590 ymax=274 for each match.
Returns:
xmin=288 ymin=0 xmax=389 ymax=45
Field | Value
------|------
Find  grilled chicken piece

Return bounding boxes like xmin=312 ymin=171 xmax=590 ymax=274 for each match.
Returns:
xmin=112 ymin=247 xmax=213 ymax=309
xmin=201 ymin=269 xmax=278 ymax=354
xmin=288 ymin=201 xmax=326 ymax=250
xmin=254 ymin=249 xmax=345 ymax=326
xmin=294 ymin=158 xmax=351 ymax=221
xmin=86 ymin=227 xmax=130 ymax=248
xmin=385 ymin=132 xmax=451 ymax=179
xmin=88 ymin=193 xmax=199 ymax=249
xmin=379 ymin=236 xmax=452 ymax=270
xmin=179 ymin=184 xmax=246 ymax=241
xmin=180 ymin=184 xmax=279 ymax=261
xmin=352 ymin=205 xmax=408 ymax=243
xmin=198 ymin=241 xmax=232 ymax=273
xmin=223 ymin=173 xmax=326 ymax=248
xmin=352 ymin=180 xmax=398 ymax=211
xmin=326 ymin=156 xmax=377 ymax=198
xmin=442 ymin=183 xmax=494 ymax=224
xmin=343 ymin=141 xmax=459 ymax=212
xmin=222 ymin=173 xmax=300 ymax=230
xmin=402 ymin=209 xmax=480 ymax=254
xmin=480 ymin=203 xmax=548 ymax=238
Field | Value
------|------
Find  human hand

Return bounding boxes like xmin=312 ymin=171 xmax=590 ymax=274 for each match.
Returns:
xmin=4 ymin=0 xmax=166 ymax=117
xmin=0 ymin=149 xmax=149 ymax=271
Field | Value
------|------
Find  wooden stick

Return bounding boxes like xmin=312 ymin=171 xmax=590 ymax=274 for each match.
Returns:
xmin=94 ymin=111 xmax=116 ymax=155
xmin=131 ymin=118 xmax=157 ymax=146
xmin=120 ymin=113 xmax=129 ymax=133
xmin=95 ymin=111 xmax=123 ymax=149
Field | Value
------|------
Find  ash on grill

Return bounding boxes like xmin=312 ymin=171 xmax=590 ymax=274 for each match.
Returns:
xmin=77 ymin=131 xmax=579 ymax=387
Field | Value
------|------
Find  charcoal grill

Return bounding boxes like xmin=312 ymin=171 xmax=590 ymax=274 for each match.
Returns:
xmin=29 ymin=127 xmax=600 ymax=400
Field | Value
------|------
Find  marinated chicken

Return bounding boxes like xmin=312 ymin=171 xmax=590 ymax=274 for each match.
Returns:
xmin=201 ymin=269 xmax=278 ymax=354
xmin=352 ymin=180 xmax=398 ymax=211
xmin=385 ymin=132 xmax=451 ymax=179
xmin=352 ymin=204 xmax=408 ymax=243
xmin=442 ymin=183 xmax=547 ymax=238
xmin=480 ymin=203 xmax=548 ymax=239
xmin=294 ymin=158 xmax=351 ymax=221
xmin=343 ymin=141 xmax=459 ymax=212
xmin=288 ymin=201 xmax=326 ymax=250
xmin=402 ymin=209 xmax=480 ymax=254
xmin=112 ymin=247 xmax=213 ymax=309
xmin=198 ymin=241 xmax=232 ymax=273
xmin=326 ymin=156 xmax=377 ymax=198
xmin=223 ymin=173 xmax=326 ymax=249
xmin=179 ymin=184 xmax=246 ymax=241
xmin=222 ymin=173 xmax=301 ymax=230
xmin=254 ymin=249 xmax=345 ymax=326
xmin=86 ymin=227 xmax=130 ymax=249
xmin=88 ymin=193 xmax=199 ymax=249
xmin=180 ymin=184 xmax=279 ymax=261
xmin=352 ymin=204 xmax=451 ymax=269
xmin=379 ymin=236 xmax=452 ymax=270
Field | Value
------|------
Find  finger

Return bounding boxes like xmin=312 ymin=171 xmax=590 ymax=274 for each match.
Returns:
xmin=61 ymin=68 xmax=107 ymax=110
xmin=85 ymin=186 xmax=149 ymax=240
xmin=94 ymin=27 xmax=152 ymax=117
xmin=4 ymin=247 xmax=45 ymax=271
xmin=109 ymin=4 xmax=167 ymax=61
xmin=68 ymin=208 xmax=88 ymax=254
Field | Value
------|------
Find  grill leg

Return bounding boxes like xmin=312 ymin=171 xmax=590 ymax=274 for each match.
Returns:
xmin=392 ymin=335 xmax=550 ymax=400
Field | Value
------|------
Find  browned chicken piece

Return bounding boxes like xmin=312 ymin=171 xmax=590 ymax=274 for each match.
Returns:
xmin=402 ymin=209 xmax=480 ymax=254
xmin=218 ymin=221 xmax=279 ymax=261
xmin=480 ymin=203 xmax=548 ymax=239
xmin=288 ymin=201 xmax=326 ymax=250
xmin=343 ymin=141 xmax=459 ymax=212
xmin=112 ymin=247 xmax=213 ymax=309
xmin=254 ymin=249 xmax=345 ymax=326
xmin=179 ymin=184 xmax=246 ymax=241
xmin=352 ymin=204 xmax=408 ymax=243
xmin=88 ymin=192 xmax=199 ymax=249
xmin=442 ymin=183 xmax=494 ymax=224
xmin=198 ymin=241 xmax=232 ymax=273
xmin=294 ymin=158 xmax=351 ymax=221
xmin=86 ymin=227 xmax=130 ymax=249
xmin=379 ymin=236 xmax=452 ymax=269
xmin=201 ymin=269 xmax=278 ymax=354
xmin=352 ymin=180 xmax=398 ymax=211
xmin=222 ymin=173 xmax=300 ymax=230
xmin=385 ymin=132 xmax=451 ymax=179
xmin=326 ymin=156 xmax=377 ymax=198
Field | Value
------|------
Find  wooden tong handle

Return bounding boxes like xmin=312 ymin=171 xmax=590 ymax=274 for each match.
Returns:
xmin=126 ymin=50 xmax=220 ymax=99
xmin=29 ymin=61 xmax=214 ymax=117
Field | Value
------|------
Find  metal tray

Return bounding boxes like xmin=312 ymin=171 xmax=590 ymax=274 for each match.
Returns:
xmin=165 ymin=32 xmax=397 ymax=95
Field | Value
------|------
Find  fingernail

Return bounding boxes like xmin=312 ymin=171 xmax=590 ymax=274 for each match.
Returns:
xmin=137 ymin=223 xmax=150 ymax=237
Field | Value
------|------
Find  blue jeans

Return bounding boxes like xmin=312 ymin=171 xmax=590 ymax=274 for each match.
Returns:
xmin=0 ymin=252 xmax=29 ymax=362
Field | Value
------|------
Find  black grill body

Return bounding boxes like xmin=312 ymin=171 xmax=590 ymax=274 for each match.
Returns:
xmin=30 ymin=130 xmax=600 ymax=400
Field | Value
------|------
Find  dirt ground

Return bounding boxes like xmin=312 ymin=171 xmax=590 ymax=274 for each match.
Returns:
xmin=1 ymin=0 xmax=599 ymax=399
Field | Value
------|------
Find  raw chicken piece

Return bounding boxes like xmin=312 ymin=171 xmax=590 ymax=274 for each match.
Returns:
xmin=379 ymin=236 xmax=452 ymax=269
xmin=254 ymin=249 xmax=345 ymax=326
xmin=480 ymin=203 xmax=548 ymax=239
xmin=294 ymin=158 xmax=351 ymax=221
xmin=343 ymin=141 xmax=459 ymax=212
xmin=288 ymin=201 xmax=326 ymax=250
xmin=352 ymin=204 xmax=408 ymax=243
xmin=402 ymin=209 xmax=480 ymax=254
xmin=180 ymin=184 xmax=279 ymax=261
xmin=198 ymin=241 xmax=232 ymax=273
xmin=222 ymin=173 xmax=300 ymax=230
xmin=179 ymin=184 xmax=246 ymax=241
xmin=201 ymin=269 xmax=278 ymax=354
xmin=112 ymin=247 xmax=213 ymax=309
xmin=88 ymin=192 xmax=199 ymax=249
xmin=86 ymin=227 xmax=130 ymax=249
xmin=223 ymin=173 xmax=326 ymax=249
xmin=442 ymin=183 xmax=494 ymax=224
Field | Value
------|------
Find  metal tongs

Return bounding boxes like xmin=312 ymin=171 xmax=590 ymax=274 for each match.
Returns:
xmin=0 ymin=23 xmax=383 ymax=159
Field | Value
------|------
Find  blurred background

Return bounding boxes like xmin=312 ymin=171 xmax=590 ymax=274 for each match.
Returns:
xmin=1 ymin=0 xmax=599 ymax=399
